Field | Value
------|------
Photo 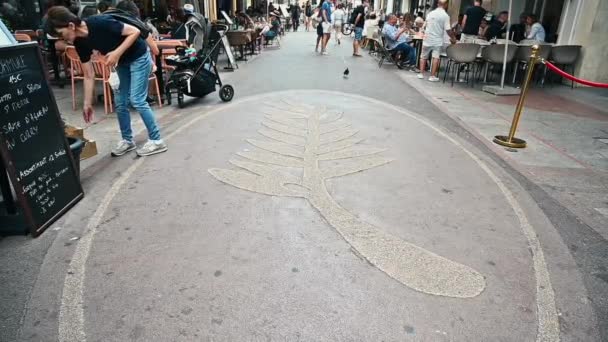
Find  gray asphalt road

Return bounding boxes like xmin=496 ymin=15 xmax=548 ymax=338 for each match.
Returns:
xmin=2 ymin=31 xmax=606 ymax=342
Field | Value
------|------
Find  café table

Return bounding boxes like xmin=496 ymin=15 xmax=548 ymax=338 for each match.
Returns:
xmin=226 ymin=30 xmax=254 ymax=60
xmin=411 ymin=33 xmax=424 ymax=68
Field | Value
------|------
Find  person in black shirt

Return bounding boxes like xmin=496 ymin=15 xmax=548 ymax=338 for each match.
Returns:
xmin=290 ymin=3 xmax=301 ymax=31
xmin=485 ymin=11 xmax=508 ymax=41
xmin=461 ymin=0 xmax=486 ymax=42
xmin=351 ymin=0 xmax=368 ymax=57
xmin=304 ymin=1 xmax=313 ymax=31
xmin=46 ymin=6 xmax=167 ymax=156
xmin=509 ymin=13 xmax=527 ymax=43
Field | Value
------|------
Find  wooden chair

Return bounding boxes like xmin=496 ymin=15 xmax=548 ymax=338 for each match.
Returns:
xmin=13 ymin=33 xmax=32 ymax=42
xmin=156 ymin=39 xmax=187 ymax=72
xmin=90 ymin=57 xmax=115 ymax=114
xmin=93 ymin=54 xmax=163 ymax=112
xmin=64 ymin=46 xmax=88 ymax=111
xmin=15 ymin=30 xmax=37 ymax=41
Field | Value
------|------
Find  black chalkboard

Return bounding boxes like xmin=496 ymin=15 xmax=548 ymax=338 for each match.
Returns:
xmin=0 ymin=42 xmax=83 ymax=237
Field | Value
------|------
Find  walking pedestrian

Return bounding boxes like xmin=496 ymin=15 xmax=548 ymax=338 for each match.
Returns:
xmin=351 ymin=0 xmax=368 ymax=57
xmin=46 ymin=6 xmax=168 ymax=157
xmin=290 ymin=3 xmax=301 ymax=31
xmin=304 ymin=1 xmax=313 ymax=31
xmin=320 ymin=0 xmax=333 ymax=55
xmin=332 ymin=3 xmax=345 ymax=45
xmin=314 ymin=2 xmax=324 ymax=53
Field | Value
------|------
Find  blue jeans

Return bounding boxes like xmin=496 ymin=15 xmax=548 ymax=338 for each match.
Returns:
xmin=392 ymin=42 xmax=417 ymax=65
xmin=115 ymin=52 xmax=161 ymax=142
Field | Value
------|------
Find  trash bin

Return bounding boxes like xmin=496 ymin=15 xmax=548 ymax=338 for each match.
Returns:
xmin=67 ymin=137 xmax=84 ymax=179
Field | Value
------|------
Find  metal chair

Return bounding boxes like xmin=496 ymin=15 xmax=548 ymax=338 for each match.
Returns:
xmin=377 ymin=35 xmax=398 ymax=68
xmin=443 ymin=43 xmax=481 ymax=87
xmin=480 ymin=44 xmax=517 ymax=83
xmin=548 ymin=45 xmax=581 ymax=89
xmin=512 ymin=44 xmax=552 ymax=85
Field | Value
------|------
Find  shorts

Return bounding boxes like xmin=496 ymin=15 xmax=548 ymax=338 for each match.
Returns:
xmin=354 ymin=27 xmax=364 ymax=41
xmin=317 ymin=22 xmax=323 ymax=36
xmin=421 ymin=45 xmax=444 ymax=59
xmin=322 ymin=21 xmax=332 ymax=34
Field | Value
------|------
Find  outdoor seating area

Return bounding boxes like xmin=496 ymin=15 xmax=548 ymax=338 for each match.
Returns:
xmin=369 ymin=32 xmax=582 ymax=90
xmin=7 ymin=8 xmax=288 ymax=114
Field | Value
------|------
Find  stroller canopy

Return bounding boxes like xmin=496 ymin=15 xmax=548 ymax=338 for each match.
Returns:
xmin=185 ymin=13 xmax=212 ymax=52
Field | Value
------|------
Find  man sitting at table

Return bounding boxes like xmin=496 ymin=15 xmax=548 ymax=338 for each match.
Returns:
xmin=382 ymin=14 xmax=417 ymax=70
xmin=485 ymin=11 xmax=508 ymax=41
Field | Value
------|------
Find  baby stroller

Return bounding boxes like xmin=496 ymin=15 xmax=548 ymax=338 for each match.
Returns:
xmin=165 ymin=17 xmax=234 ymax=108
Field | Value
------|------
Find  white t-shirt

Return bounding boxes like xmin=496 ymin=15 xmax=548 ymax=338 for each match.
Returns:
xmin=332 ymin=9 xmax=345 ymax=25
xmin=423 ymin=7 xmax=451 ymax=47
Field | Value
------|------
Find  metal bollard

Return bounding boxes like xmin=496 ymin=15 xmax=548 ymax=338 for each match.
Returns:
xmin=493 ymin=45 xmax=540 ymax=148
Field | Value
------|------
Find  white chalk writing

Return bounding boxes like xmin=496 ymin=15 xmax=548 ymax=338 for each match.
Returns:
xmin=0 ymin=93 xmax=11 ymax=104
xmin=19 ymin=125 xmax=38 ymax=143
xmin=2 ymin=119 xmax=21 ymax=134
xmin=0 ymin=55 xmax=27 ymax=75
xmin=23 ymin=106 xmax=48 ymax=124
xmin=27 ymin=83 xmax=41 ymax=93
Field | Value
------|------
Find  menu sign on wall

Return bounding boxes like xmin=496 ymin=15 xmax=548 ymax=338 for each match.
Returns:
xmin=0 ymin=42 xmax=83 ymax=236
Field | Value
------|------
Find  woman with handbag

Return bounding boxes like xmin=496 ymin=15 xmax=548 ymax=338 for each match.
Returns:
xmin=45 ymin=5 xmax=167 ymax=157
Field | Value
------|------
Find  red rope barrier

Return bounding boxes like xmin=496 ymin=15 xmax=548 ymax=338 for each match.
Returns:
xmin=544 ymin=61 xmax=608 ymax=88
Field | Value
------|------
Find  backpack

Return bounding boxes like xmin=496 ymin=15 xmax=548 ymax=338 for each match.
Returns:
xmin=102 ymin=9 xmax=151 ymax=39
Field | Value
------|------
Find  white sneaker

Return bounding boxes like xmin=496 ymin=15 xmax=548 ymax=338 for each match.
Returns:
xmin=428 ymin=76 xmax=440 ymax=82
xmin=136 ymin=140 xmax=168 ymax=156
xmin=417 ymin=73 xmax=424 ymax=79
xmin=321 ymin=51 xmax=329 ymax=55
xmin=111 ymin=140 xmax=136 ymax=157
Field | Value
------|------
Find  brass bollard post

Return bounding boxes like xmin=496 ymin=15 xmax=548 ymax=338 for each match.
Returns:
xmin=493 ymin=45 xmax=540 ymax=148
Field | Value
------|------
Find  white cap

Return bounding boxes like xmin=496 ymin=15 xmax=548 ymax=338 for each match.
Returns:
xmin=184 ymin=4 xmax=194 ymax=13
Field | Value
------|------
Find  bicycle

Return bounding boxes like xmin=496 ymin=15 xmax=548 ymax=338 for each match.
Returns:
xmin=342 ymin=23 xmax=354 ymax=36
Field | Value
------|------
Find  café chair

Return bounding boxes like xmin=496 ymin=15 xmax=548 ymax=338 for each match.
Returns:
xmin=15 ymin=30 xmax=37 ymax=41
xmin=480 ymin=44 xmax=517 ymax=83
xmin=512 ymin=44 xmax=552 ymax=85
xmin=443 ymin=43 xmax=481 ymax=87
xmin=65 ymin=46 xmax=91 ymax=111
xmin=13 ymin=33 xmax=32 ymax=43
xmin=376 ymin=34 xmax=400 ymax=69
xmin=548 ymin=45 xmax=581 ymax=89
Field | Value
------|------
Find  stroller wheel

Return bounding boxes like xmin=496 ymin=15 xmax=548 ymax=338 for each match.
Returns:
xmin=219 ymin=85 xmax=234 ymax=102
xmin=177 ymin=92 xmax=185 ymax=108
xmin=165 ymin=90 xmax=172 ymax=105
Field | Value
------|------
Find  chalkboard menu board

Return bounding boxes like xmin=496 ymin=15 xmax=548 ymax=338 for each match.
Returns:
xmin=0 ymin=42 xmax=83 ymax=237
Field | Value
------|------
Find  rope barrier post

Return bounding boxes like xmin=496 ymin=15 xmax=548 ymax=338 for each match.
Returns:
xmin=493 ymin=45 xmax=540 ymax=149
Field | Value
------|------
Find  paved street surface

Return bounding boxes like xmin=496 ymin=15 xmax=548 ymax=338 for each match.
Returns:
xmin=2 ymin=31 xmax=608 ymax=342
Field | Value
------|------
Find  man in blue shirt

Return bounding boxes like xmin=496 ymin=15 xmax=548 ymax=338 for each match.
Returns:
xmin=320 ymin=0 xmax=333 ymax=55
xmin=382 ymin=14 xmax=417 ymax=69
